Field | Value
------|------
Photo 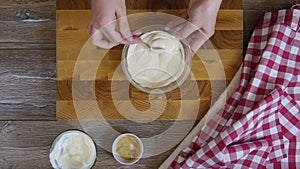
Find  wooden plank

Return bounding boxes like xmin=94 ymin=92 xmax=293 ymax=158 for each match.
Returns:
xmin=243 ymin=0 xmax=292 ymax=11
xmin=56 ymin=30 xmax=243 ymax=62
xmin=242 ymin=0 xmax=293 ymax=52
xmin=0 ymin=43 xmax=56 ymax=50
xmin=57 ymin=30 xmax=242 ymax=61
xmin=57 ymin=50 xmax=242 ymax=81
xmin=221 ymin=0 xmax=242 ymax=9
xmin=57 ymin=79 xmax=230 ymax=102
xmin=0 ymin=21 xmax=55 ymax=43
xmin=87 ymin=54 xmax=240 ymax=80
xmin=126 ymin=0 xmax=188 ymax=10
xmin=0 ymin=50 xmax=56 ymax=79
xmin=56 ymin=0 xmax=242 ymax=9
xmin=0 ymin=120 xmax=196 ymax=168
xmin=56 ymin=0 xmax=92 ymax=10
xmin=0 ymin=0 xmax=55 ymax=21
xmin=58 ymin=47 xmax=242 ymax=61
xmin=0 ymin=0 xmax=56 ymax=49
xmin=129 ymin=79 xmax=229 ymax=101
xmin=57 ymin=79 xmax=229 ymax=120
xmin=209 ymin=30 xmax=243 ymax=49
xmin=56 ymin=0 xmax=187 ymax=9
xmin=57 ymin=100 xmax=210 ymax=120
xmin=57 ymin=80 xmax=218 ymax=101
xmin=0 ymin=50 xmax=56 ymax=120
xmin=57 ymin=10 xmax=243 ymax=31
xmin=0 ymin=79 xmax=56 ymax=120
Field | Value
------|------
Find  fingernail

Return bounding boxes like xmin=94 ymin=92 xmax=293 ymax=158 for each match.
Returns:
xmin=128 ymin=36 xmax=134 ymax=41
xmin=133 ymin=29 xmax=142 ymax=36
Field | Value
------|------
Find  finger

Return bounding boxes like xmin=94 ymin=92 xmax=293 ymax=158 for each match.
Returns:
xmin=120 ymin=37 xmax=142 ymax=44
xmin=176 ymin=21 xmax=198 ymax=39
xmin=180 ymin=11 xmax=189 ymax=19
xmin=132 ymin=29 xmax=142 ymax=36
xmin=117 ymin=14 xmax=134 ymax=41
xmin=87 ymin=22 xmax=92 ymax=33
xmin=166 ymin=11 xmax=188 ymax=28
xmin=167 ymin=22 xmax=185 ymax=39
xmin=90 ymin=28 xmax=103 ymax=44
xmin=119 ymin=29 xmax=143 ymax=44
xmin=103 ymin=29 xmax=122 ymax=44
xmin=119 ymin=29 xmax=142 ymax=44
xmin=187 ymin=30 xmax=208 ymax=55
xmin=102 ymin=21 xmax=123 ymax=44
xmin=90 ymin=28 xmax=116 ymax=49
xmin=94 ymin=39 xmax=115 ymax=49
xmin=173 ymin=21 xmax=185 ymax=31
xmin=96 ymin=20 xmax=140 ymax=45
xmin=132 ymin=29 xmax=143 ymax=43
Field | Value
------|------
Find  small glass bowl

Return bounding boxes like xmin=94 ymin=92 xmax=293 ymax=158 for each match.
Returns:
xmin=49 ymin=130 xmax=97 ymax=169
xmin=112 ymin=133 xmax=144 ymax=165
xmin=121 ymin=25 xmax=192 ymax=94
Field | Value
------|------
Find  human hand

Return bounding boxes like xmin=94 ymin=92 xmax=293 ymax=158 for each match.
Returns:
xmin=167 ymin=0 xmax=222 ymax=54
xmin=88 ymin=0 xmax=141 ymax=49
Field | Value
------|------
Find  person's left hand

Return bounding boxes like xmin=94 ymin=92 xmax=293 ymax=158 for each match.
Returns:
xmin=167 ymin=0 xmax=222 ymax=54
xmin=88 ymin=0 xmax=141 ymax=49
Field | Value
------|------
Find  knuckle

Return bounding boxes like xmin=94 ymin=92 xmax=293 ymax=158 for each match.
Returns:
xmin=200 ymin=28 xmax=214 ymax=38
xmin=121 ymin=30 xmax=131 ymax=37
xmin=91 ymin=38 xmax=99 ymax=46
xmin=117 ymin=7 xmax=127 ymax=16
xmin=207 ymin=29 xmax=215 ymax=37
xmin=98 ymin=21 xmax=108 ymax=27
xmin=177 ymin=32 xmax=186 ymax=39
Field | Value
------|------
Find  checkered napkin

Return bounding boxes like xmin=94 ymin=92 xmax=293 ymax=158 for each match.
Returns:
xmin=169 ymin=7 xmax=300 ymax=169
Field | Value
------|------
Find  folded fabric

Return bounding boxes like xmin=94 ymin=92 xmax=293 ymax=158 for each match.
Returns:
xmin=170 ymin=6 xmax=300 ymax=169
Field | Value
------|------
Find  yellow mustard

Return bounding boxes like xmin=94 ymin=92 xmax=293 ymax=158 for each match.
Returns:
xmin=116 ymin=135 xmax=141 ymax=162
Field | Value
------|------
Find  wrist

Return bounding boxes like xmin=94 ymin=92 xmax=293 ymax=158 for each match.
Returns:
xmin=210 ymin=0 xmax=222 ymax=8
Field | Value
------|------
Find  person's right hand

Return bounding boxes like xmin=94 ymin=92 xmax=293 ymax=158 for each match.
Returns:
xmin=88 ymin=0 xmax=141 ymax=49
xmin=167 ymin=0 xmax=222 ymax=54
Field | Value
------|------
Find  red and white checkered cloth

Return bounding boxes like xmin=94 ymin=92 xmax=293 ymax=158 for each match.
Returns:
xmin=169 ymin=6 xmax=300 ymax=169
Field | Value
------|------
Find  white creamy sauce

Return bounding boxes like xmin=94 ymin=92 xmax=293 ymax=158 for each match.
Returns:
xmin=127 ymin=31 xmax=185 ymax=88
xmin=49 ymin=131 xmax=96 ymax=169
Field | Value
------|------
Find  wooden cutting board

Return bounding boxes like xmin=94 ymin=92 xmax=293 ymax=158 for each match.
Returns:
xmin=56 ymin=1 xmax=243 ymax=120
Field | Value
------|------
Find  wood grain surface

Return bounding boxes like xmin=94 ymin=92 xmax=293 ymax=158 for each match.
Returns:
xmin=56 ymin=0 xmax=242 ymax=10
xmin=0 ymin=50 xmax=56 ymax=120
xmin=0 ymin=0 xmax=56 ymax=49
xmin=0 ymin=0 xmax=56 ymax=120
xmin=56 ymin=1 xmax=244 ymax=120
xmin=243 ymin=0 xmax=298 ymax=52
xmin=0 ymin=120 xmax=195 ymax=169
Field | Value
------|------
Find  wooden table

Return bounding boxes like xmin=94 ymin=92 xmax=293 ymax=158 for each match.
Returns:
xmin=0 ymin=0 xmax=294 ymax=168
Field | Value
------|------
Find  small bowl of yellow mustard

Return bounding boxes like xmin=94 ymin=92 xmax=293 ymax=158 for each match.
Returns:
xmin=112 ymin=133 xmax=143 ymax=165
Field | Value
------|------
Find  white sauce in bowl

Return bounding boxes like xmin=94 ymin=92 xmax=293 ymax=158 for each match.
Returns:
xmin=49 ymin=130 xmax=96 ymax=169
xmin=127 ymin=31 xmax=185 ymax=88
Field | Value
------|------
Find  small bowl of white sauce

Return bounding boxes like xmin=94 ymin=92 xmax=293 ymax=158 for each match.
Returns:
xmin=121 ymin=25 xmax=192 ymax=94
xmin=49 ymin=130 xmax=97 ymax=169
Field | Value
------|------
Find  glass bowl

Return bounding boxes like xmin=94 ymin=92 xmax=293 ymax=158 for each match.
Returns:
xmin=49 ymin=130 xmax=97 ymax=169
xmin=112 ymin=133 xmax=144 ymax=165
xmin=121 ymin=25 xmax=192 ymax=94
